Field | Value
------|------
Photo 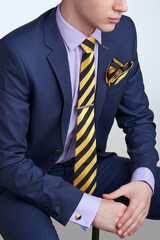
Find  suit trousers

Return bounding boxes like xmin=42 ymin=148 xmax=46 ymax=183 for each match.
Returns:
xmin=0 ymin=154 xmax=160 ymax=240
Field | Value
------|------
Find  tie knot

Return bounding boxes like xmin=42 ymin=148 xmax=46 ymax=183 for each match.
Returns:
xmin=80 ymin=37 xmax=96 ymax=53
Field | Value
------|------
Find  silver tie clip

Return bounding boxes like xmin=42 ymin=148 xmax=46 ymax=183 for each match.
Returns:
xmin=77 ymin=104 xmax=94 ymax=110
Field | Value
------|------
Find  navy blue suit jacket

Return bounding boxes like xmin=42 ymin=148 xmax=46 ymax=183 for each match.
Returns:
xmin=0 ymin=7 xmax=158 ymax=225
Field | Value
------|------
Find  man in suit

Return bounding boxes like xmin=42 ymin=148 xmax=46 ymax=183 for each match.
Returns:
xmin=0 ymin=0 xmax=159 ymax=239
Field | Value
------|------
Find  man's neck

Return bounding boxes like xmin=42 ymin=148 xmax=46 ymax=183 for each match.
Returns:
xmin=60 ymin=2 xmax=96 ymax=36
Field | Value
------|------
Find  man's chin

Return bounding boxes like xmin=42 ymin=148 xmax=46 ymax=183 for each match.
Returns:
xmin=98 ymin=24 xmax=116 ymax=33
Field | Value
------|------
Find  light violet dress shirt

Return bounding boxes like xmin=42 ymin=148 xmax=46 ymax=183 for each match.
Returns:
xmin=55 ymin=4 xmax=155 ymax=230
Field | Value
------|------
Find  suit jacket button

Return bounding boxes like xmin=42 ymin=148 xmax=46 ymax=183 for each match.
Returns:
xmin=54 ymin=148 xmax=62 ymax=156
xmin=75 ymin=214 xmax=82 ymax=220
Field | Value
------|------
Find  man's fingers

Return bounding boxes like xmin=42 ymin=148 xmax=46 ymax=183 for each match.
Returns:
xmin=122 ymin=220 xmax=139 ymax=237
xmin=117 ymin=199 xmax=138 ymax=229
xmin=118 ymin=210 xmax=144 ymax=237
xmin=129 ymin=219 xmax=144 ymax=236
xmin=103 ymin=186 xmax=127 ymax=200
xmin=118 ymin=202 xmax=142 ymax=230
xmin=127 ymin=214 xmax=146 ymax=237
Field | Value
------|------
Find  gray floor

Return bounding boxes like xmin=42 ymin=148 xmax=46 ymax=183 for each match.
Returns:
xmin=51 ymin=219 xmax=160 ymax=240
xmin=53 ymin=219 xmax=159 ymax=240
xmin=0 ymin=218 xmax=158 ymax=240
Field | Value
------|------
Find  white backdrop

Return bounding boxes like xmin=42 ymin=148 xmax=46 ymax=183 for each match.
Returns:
xmin=0 ymin=0 xmax=160 ymax=239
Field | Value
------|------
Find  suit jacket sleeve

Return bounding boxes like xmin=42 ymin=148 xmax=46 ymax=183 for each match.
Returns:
xmin=0 ymin=38 xmax=83 ymax=226
xmin=115 ymin=19 xmax=159 ymax=178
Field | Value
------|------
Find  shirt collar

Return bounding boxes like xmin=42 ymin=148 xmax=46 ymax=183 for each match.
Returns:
xmin=56 ymin=4 xmax=102 ymax=51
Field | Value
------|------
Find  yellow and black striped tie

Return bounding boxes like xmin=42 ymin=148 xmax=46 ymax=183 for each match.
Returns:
xmin=73 ymin=37 xmax=97 ymax=195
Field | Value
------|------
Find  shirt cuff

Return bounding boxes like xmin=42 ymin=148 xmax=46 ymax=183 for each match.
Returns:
xmin=131 ymin=167 xmax=155 ymax=195
xmin=69 ymin=192 xmax=101 ymax=231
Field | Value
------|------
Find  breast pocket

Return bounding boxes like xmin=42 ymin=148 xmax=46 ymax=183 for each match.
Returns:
xmin=106 ymin=74 xmax=128 ymax=94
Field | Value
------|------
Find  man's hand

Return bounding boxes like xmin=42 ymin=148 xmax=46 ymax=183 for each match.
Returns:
xmin=92 ymin=198 xmax=127 ymax=233
xmin=103 ymin=181 xmax=152 ymax=238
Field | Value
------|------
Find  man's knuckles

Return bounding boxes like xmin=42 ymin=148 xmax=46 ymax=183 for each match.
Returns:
xmin=127 ymin=205 xmax=137 ymax=215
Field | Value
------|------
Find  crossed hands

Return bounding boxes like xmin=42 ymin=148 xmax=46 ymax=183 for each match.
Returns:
xmin=92 ymin=181 xmax=152 ymax=238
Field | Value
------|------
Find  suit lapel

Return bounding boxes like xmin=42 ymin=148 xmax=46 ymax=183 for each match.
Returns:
xmin=44 ymin=7 xmax=72 ymax=146
xmin=95 ymin=32 xmax=114 ymax=124
xmin=43 ymin=7 xmax=115 ymax=144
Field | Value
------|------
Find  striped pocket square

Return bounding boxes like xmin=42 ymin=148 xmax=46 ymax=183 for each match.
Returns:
xmin=106 ymin=58 xmax=134 ymax=87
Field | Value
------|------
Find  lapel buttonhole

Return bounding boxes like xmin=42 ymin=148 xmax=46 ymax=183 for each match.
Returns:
xmin=102 ymin=45 xmax=109 ymax=50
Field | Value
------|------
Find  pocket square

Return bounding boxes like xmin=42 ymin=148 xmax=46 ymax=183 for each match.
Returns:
xmin=106 ymin=58 xmax=134 ymax=87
